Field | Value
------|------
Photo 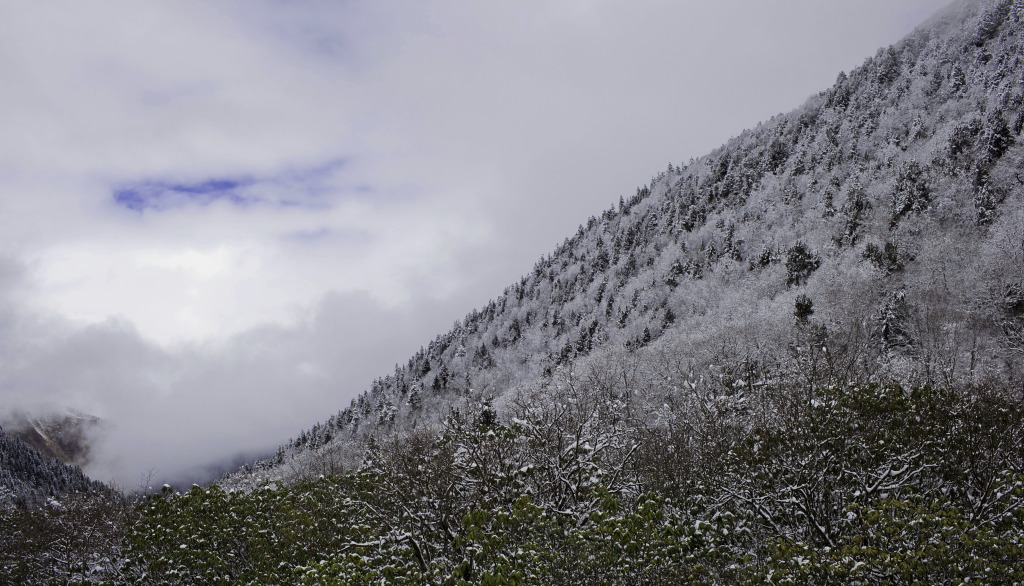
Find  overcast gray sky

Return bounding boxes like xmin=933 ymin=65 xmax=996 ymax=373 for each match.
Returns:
xmin=0 ymin=0 xmax=951 ymax=487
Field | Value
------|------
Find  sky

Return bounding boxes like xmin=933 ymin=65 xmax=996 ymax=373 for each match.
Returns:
xmin=0 ymin=0 xmax=952 ymax=488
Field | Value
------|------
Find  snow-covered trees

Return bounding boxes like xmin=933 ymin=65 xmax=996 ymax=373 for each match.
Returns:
xmin=116 ymin=375 xmax=1024 ymax=585
xmin=6 ymin=346 xmax=1024 ymax=583
xmin=1 ymin=491 xmax=132 ymax=584
xmin=265 ymin=0 xmax=1024 ymax=477
xmin=0 ymin=430 xmax=107 ymax=509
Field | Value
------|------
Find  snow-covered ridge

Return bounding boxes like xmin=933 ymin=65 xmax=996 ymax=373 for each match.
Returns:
xmin=222 ymin=0 xmax=1024 ymax=490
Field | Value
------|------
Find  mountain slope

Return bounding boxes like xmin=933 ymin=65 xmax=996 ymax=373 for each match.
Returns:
xmin=223 ymin=0 xmax=1024 ymax=490
xmin=0 ymin=428 xmax=108 ymax=509
xmin=0 ymin=430 xmax=129 ymax=584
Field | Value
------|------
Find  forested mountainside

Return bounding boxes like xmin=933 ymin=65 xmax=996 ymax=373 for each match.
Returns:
xmin=226 ymin=0 xmax=1024 ymax=487
xmin=5 ymin=0 xmax=1024 ymax=584
xmin=0 ymin=429 xmax=107 ymax=508
xmin=0 ymin=430 xmax=130 ymax=583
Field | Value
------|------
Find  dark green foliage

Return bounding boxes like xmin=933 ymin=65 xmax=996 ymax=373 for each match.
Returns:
xmin=475 ymin=399 xmax=498 ymax=428
xmin=874 ymin=47 xmax=901 ymax=85
xmin=877 ymin=290 xmax=914 ymax=351
xmin=123 ymin=479 xmax=394 ymax=584
xmin=661 ymin=308 xmax=676 ymax=329
xmin=764 ymin=137 xmax=790 ymax=173
xmin=794 ymin=294 xmax=814 ymax=324
xmin=862 ymin=240 xmax=908 ymax=273
xmin=473 ymin=344 xmax=495 ymax=369
xmin=890 ymin=160 xmax=931 ymax=227
xmin=974 ymin=0 xmax=1013 ymax=45
xmin=837 ymin=181 xmax=870 ymax=247
xmin=625 ymin=327 xmax=652 ymax=351
xmin=109 ymin=381 xmax=1024 ymax=585
xmin=664 ymin=262 xmax=681 ymax=287
xmin=433 ymin=364 xmax=451 ymax=393
xmin=409 ymin=385 xmax=424 ymax=409
xmin=785 ymin=241 xmax=821 ymax=286
xmin=944 ymin=112 xmax=1015 ymax=181
xmin=981 ymin=111 xmax=1014 ymax=164
xmin=758 ymin=496 xmax=1024 ymax=584
xmin=6 ymin=375 xmax=1024 ymax=584
xmin=1 ymin=491 xmax=133 ymax=585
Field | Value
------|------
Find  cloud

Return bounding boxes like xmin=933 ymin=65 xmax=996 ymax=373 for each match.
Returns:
xmin=0 ymin=0 xmax=952 ymax=486
xmin=0 ymin=268 xmax=463 ymax=486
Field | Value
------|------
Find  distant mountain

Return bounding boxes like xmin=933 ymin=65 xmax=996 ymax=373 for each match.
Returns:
xmin=0 ymin=409 xmax=102 ymax=468
xmin=225 ymin=0 xmax=1024 ymax=490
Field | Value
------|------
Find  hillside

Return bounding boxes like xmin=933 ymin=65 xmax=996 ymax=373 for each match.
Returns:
xmin=0 ymin=431 xmax=129 ymax=583
xmin=225 ymin=0 xmax=1024 ymax=489
xmin=0 ymin=429 xmax=106 ymax=509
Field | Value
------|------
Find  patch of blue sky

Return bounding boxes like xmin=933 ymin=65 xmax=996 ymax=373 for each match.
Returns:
xmin=113 ymin=177 xmax=253 ymax=212
xmin=110 ymin=158 xmax=384 ymax=213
